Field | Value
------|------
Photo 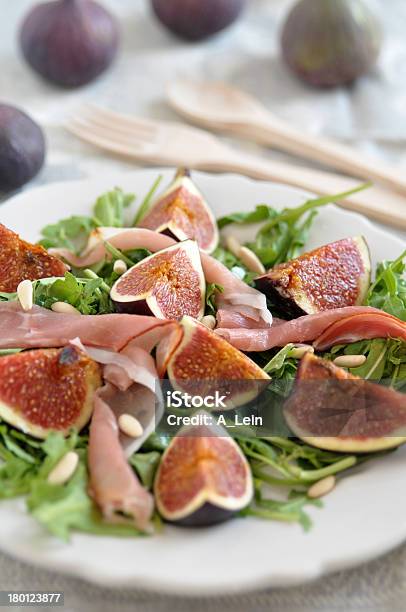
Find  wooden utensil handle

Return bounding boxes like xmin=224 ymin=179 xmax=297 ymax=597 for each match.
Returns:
xmin=229 ymin=116 xmax=406 ymax=196
xmin=198 ymin=150 xmax=406 ymax=229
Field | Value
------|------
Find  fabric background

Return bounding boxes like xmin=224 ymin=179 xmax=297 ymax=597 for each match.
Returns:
xmin=0 ymin=1 xmax=405 ymax=610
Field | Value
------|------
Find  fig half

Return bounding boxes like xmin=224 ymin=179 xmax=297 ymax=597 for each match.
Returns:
xmin=166 ymin=316 xmax=270 ymax=409
xmin=0 ymin=346 xmax=101 ymax=438
xmin=0 ymin=223 xmax=67 ymax=292
xmin=255 ymin=237 xmax=371 ymax=318
xmin=138 ymin=169 xmax=219 ymax=253
xmin=284 ymin=354 xmax=406 ymax=453
xmin=154 ymin=412 xmax=253 ymax=525
xmin=110 ymin=240 xmax=205 ymax=320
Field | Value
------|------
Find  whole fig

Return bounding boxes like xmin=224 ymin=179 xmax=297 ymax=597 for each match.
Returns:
xmin=281 ymin=0 xmax=382 ymax=88
xmin=151 ymin=0 xmax=246 ymax=41
xmin=0 ymin=105 xmax=45 ymax=192
xmin=19 ymin=0 xmax=119 ymax=88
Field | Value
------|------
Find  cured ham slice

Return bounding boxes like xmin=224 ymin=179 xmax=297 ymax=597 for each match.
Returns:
xmin=50 ymin=227 xmax=174 ymax=268
xmin=314 ymin=311 xmax=406 ymax=350
xmin=216 ymin=306 xmax=385 ymax=352
xmin=216 ymin=308 xmax=271 ymax=330
xmin=0 ymin=302 xmax=175 ymax=352
xmin=70 ymin=338 xmax=157 ymax=394
xmin=88 ymin=386 xmax=154 ymax=531
xmin=50 ymin=227 xmax=272 ymax=326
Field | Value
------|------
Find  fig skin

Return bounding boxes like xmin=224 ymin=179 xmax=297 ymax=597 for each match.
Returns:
xmin=175 ymin=504 xmax=235 ymax=527
xmin=110 ymin=240 xmax=206 ymax=320
xmin=0 ymin=346 xmax=102 ymax=439
xmin=151 ymin=0 xmax=246 ymax=41
xmin=0 ymin=105 xmax=45 ymax=192
xmin=154 ymin=414 xmax=254 ymax=526
xmin=167 ymin=316 xmax=270 ymax=410
xmin=284 ymin=354 xmax=406 ymax=453
xmin=19 ymin=0 xmax=119 ymax=88
xmin=255 ymin=237 xmax=371 ymax=318
xmin=138 ymin=168 xmax=219 ymax=254
xmin=280 ymin=0 xmax=382 ymax=88
xmin=0 ymin=223 xmax=67 ymax=292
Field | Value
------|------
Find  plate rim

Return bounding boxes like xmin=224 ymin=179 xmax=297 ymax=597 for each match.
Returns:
xmin=0 ymin=169 xmax=405 ymax=596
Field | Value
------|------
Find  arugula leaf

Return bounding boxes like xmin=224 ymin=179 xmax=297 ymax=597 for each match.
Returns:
xmin=236 ymin=435 xmax=370 ymax=529
xmin=39 ymin=187 xmax=135 ymax=254
xmin=218 ymin=204 xmax=276 ymax=229
xmin=130 ymin=451 xmax=161 ymax=489
xmin=366 ymin=250 xmax=406 ymax=320
xmin=39 ymin=216 xmax=97 ymax=254
xmin=205 ymin=283 xmax=223 ymax=316
xmin=218 ymin=185 xmax=370 ymax=270
xmin=241 ymin=490 xmax=321 ymax=531
xmin=93 ymin=187 xmax=135 ymax=227
xmin=133 ymin=175 xmax=163 ymax=225
xmin=323 ymin=338 xmax=406 ymax=390
xmin=32 ymin=273 xmax=113 ymax=315
xmin=263 ymin=344 xmax=295 ymax=374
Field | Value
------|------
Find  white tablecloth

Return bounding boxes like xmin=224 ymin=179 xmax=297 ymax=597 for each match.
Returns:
xmin=0 ymin=1 xmax=405 ymax=610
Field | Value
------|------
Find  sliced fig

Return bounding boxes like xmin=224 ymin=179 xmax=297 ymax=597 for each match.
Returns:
xmin=0 ymin=223 xmax=67 ymax=292
xmin=0 ymin=346 xmax=101 ymax=438
xmin=110 ymin=240 xmax=205 ymax=320
xmin=154 ymin=412 xmax=253 ymax=525
xmin=166 ymin=316 xmax=270 ymax=409
xmin=255 ymin=237 xmax=371 ymax=318
xmin=284 ymin=353 xmax=406 ymax=453
xmin=138 ymin=168 xmax=219 ymax=253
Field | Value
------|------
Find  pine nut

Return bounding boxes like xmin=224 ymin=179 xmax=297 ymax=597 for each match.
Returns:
xmin=238 ymin=247 xmax=266 ymax=275
xmin=290 ymin=344 xmax=314 ymax=359
xmin=118 ymin=414 xmax=144 ymax=438
xmin=333 ymin=355 xmax=367 ymax=368
xmin=17 ymin=280 xmax=33 ymax=312
xmin=308 ymin=475 xmax=336 ymax=499
xmin=51 ymin=301 xmax=81 ymax=315
xmin=201 ymin=315 xmax=216 ymax=329
xmin=113 ymin=259 xmax=128 ymax=275
xmin=47 ymin=451 xmax=79 ymax=486
xmin=225 ymin=235 xmax=242 ymax=258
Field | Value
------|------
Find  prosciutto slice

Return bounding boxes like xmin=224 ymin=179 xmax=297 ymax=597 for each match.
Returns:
xmin=0 ymin=302 xmax=174 ymax=352
xmin=216 ymin=308 xmax=271 ymax=330
xmin=88 ymin=386 xmax=154 ymax=531
xmin=50 ymin=227 xmax=174 ymax=268
xmin=314 ymin=311 xmax=406 ymax=350
xmin=50 ymin=227 xmax=272 ymax=326
xmin=215 ymin=306 xmax=385 ymax=351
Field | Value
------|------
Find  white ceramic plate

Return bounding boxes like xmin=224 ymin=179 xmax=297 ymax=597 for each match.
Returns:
xmin=0 ymin=170 xmax=405 ymax=596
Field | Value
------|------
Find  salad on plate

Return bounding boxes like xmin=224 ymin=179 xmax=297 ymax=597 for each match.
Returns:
xmin=0 ymin=168 xmax=405 ymax=540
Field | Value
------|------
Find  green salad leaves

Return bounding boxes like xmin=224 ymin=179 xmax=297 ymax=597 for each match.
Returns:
xmin=366 ymin=250 xmax=406 ymax=320
xmin=218 ymin=184 xmax=370 ymax=269
xmin=0 ymin=176 xmax=405 ymax=539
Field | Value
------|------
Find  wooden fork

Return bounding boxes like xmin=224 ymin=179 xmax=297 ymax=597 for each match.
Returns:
xmin=67 ymin=106 xmax=406 ymax=229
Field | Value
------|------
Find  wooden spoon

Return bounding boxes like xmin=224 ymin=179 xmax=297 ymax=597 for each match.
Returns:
xmin=167 ymin=79 xmax=406 ymax=197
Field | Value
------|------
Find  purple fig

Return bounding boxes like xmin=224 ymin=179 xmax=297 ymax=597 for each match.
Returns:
xmin=281 ymin=0 xmax=382 ymax=88
xmin=0 ymin=105 xmax=45 ymax=192
xmin=151 ymin=0 xmax=246 ymax=41
xmin=19 ymin=0 xmax=119 ymax=88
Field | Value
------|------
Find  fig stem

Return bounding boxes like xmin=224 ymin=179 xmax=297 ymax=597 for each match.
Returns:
xmin=132 ymin=174 xmax=163 ymax=226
